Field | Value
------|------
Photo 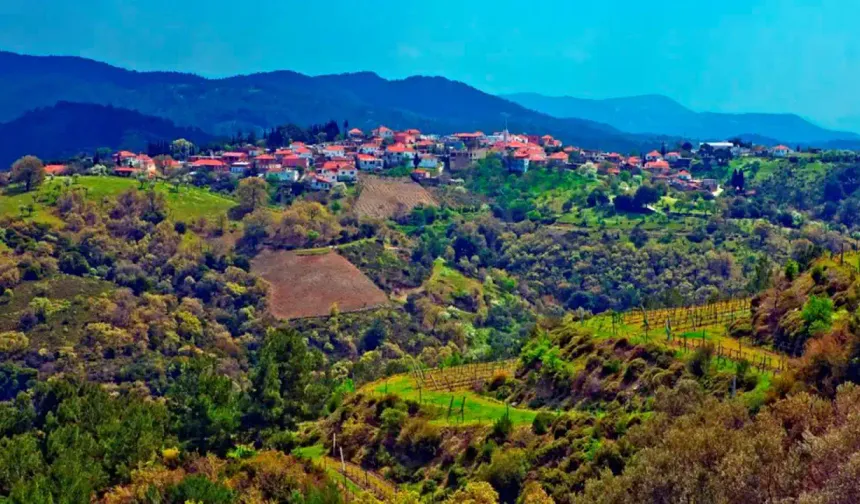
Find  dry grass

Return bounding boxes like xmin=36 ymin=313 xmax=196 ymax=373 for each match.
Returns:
xmin=250 ymin=249 xmax=388 ymax=319
xmin=354 ymin=176 xmax=436 ymax=220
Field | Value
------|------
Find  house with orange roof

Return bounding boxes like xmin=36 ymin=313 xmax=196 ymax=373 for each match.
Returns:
xmin=394 ymin=132 xmax=417 ymax=145
xmin=221 ymin=152 xmax=248 ymax=164
xmin=358 ymin=143 xmax=382 ymax=156
xmin=414 ymin=139 xmax=436 ymax=152
xmin=254 ymin=154 xmax=279 ymax=172
xmin=770 ymin=145 xmax=792 ymax=158
xmin=266 ymin=166 xmax=300 ymax=183
xmin=348 ymin=128 xmax=364 ymax=139
xmin=405 ymin=129 xmax=421 ymax=136
xmin=627 ymin=156 xmax=642 ymax=168
xmin=281 ymin=155 xmax=310 ymax=169
xmin=385 ymin=143 xmax=417 ymax=165
xmin=665 ymin=152 xmax=681 ymax=162
xmin=114 ymin=166 xmax=141 ymax=177
xmin=411 ymin=168 xmax=431 ymax=181
xmin=644 ymin=159 xmax=670 ymax=172
xmin=418 ymin=154 xmax=440 ymax=170
xmin=357 ymin=154 xmax=384 ymax=171
xmin=454 ymin=132 xmax=485 ymax=150
xmin=548 ymin=151 xmax=569 ymax=167
xmin=372 ymin=126 xmax=394 ymax=140
xmin=191 ymin=158 xmax=227 ymax=172
xmin=310 ymin=176 xmax=333 ymax=191
xmin=323 ymin=145 xmax=346 ymax=159
xmin=114 ymin=150 xmax=138 ymax=166
xmin=508 ymin=149 xmax=531 ymax=173
xmin=44 ymin=164 xmax=67 ymax=176
xmin=321 ymin=161 xmax=357 ymax=182
xmin=645 ymin=150 xmax=663 ymax=162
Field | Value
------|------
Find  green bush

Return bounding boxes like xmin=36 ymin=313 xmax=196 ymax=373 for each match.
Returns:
xmin=492 ymin=412 xmax=513 ymax=441
xmin=687 ymin=345 xmax=714 ymax=377
xmin=532 ymin=412 xmax=555 ymax=436
xmin=481 ymin=448 xmax=528 ymax=504
xmin=167 ymin=475 xmax=235 ymax=504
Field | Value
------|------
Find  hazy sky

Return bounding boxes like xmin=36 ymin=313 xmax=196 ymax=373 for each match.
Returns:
xmin=2 ymin=0 xmax=859 ymax=128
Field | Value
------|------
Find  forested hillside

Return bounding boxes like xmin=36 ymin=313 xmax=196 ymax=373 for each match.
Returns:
xmin=2 ymin=148 xmax=860 ymax=502
xmin=0 ymin=102 xmax=213 ymax=167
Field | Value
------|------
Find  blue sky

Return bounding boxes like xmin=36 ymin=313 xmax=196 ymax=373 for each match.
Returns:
xmin=2 ymin=0 xmax=859 ymax=129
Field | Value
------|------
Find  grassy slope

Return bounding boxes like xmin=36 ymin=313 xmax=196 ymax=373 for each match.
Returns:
xmin=0 ymin=176 xmax=236 ymax=223
xmin=361 ymin=374 xmax=538 ymax=426
xmin=426 ymin=258 xmax=483 ymax=300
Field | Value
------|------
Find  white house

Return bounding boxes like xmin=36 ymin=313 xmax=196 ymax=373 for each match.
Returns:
xmin=323 ymin=145 xmax=346 ymax=159
xmin=645 ymin=150 xmax=663 ymax=162
xmin=358 ymin=154 xmax=384 ymax=171
xmin=665 ymin=152 xmax=681 ymax=162
xmin=770 ymin=145 xmax=792 ymax=158
xmin=373 ymin=126 xmax=395 ymax=140
xmin=385 ymin=143 xmax=417 ymax=165
xmin=359 ymin=144 xmax=382 ymax=156
xmin=267 ymin=168 xmax=299 ymax=182
xmin=310 ymin=176 xmax=332 ymax=191
xmin=337 ymin=165 xmax=358 ymax=182
xmin=418 ymin=154 xmax=440 ymax=170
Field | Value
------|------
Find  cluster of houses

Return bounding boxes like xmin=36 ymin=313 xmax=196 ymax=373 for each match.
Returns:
xmin=48 ymin=125 xmax=802 ymax=194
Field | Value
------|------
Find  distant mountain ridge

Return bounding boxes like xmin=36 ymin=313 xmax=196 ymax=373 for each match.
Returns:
xmin=503 ymin=92 xmax=860 ymax=146
xmin=0 ymin=102 xmax=212 ymax=167
xmin=0 ymin=51 xmax=670 ymax=154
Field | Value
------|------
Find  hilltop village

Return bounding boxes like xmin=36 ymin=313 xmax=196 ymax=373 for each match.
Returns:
xmin=40 ymin=125 xmax=800 ymax=195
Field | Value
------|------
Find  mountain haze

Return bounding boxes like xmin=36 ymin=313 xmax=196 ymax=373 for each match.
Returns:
xmin=0 ymin=51 xmax=667 ymax=153
xmin=504 ymin=92 xmax=860 ymax=145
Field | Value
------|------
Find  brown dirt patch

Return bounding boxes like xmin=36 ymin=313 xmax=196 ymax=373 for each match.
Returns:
xmin=354 ymin=176 xmax=436 ymax=219
xmin=251 ymin=249 xmax=388 ymax=319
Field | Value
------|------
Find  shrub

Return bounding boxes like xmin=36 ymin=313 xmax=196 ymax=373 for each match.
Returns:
xmin=0 ymin=331 xmax=29 ymax=354
xmin=532 ymin=412 xmax=555 ymax=436
xmin=622 ymin=358 xmax=647 ymax=383
xmin=687 ymin=345 xmax=714 ymax=378
xmin=381 ymin=407 xmax=408 ymax=435
xmin=397 ymin=419 xmax=441 ymax=463
xmin=491 ymin=411 xmax=513 ymax=441
xmin=166 ymin=475 xmax=235 ymax=504
xmin=481 ymin=448 xmax=528 ymax=504
xmin=811 ymin=265 xmax=826 ymax=285
xmin=802 ymin=295 xmax=834 ymax=335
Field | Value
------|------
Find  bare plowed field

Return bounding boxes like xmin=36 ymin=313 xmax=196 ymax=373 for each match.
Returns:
xmin=354 ymin=176 xmax=436 ymax=219
xmin=251 ymin=249 xmax=388 ymax=319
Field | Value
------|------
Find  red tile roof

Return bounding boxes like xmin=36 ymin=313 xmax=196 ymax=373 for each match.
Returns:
xmin=386 ymin=143 xmax=414 ymax=153
xmin=44 ymin=164 xmax=66 ymax=175
xmin=644 ymin=160 xmax=670 ymax=170
xmin=192 ymin=159 xmax=226 ymax=168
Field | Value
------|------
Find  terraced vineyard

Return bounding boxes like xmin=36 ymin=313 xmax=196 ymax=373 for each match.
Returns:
xmin=597 ymin=298 xmax=786 ymax=373
xmin=621 ymin=298 xmax=751 ymax=333
xmin=294 ymin=445 xmax=398 ymax=501
xmin=411 ymin=359 xmax=518 ymax=392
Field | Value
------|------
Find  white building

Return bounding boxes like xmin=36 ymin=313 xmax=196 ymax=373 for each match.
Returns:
xmin=358 ymin=154 xmax=384 ymax=171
